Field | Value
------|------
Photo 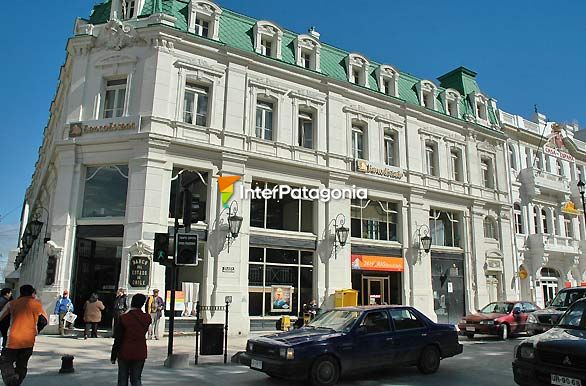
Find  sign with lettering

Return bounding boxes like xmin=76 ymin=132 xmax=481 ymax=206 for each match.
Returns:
xmin=355 ymin=160 xmax=403 ymax=179
xmin=222 ymin=266 xmax=236 ymax=274
xmin=129 ymin=256 xmax=150 ymax=288
xmin=543 ymin=123 xmax=575 ymax=162
xmin=69 ymin=120 xmax=137 ymax=138
xmin=351 ymin=254 xmax=404 ymax=272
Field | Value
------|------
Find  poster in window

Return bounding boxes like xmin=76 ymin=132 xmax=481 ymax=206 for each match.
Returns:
xmin=271 ymin=285 xmax=292 ymax=312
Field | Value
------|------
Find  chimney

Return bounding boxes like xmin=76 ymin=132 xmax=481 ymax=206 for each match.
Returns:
xmin=308 ymin=26 xmax=320 ymax=40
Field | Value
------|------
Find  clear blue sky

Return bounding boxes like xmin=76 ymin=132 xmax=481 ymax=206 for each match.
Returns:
xmin=0 ymin=0 xmax=585 ymax=255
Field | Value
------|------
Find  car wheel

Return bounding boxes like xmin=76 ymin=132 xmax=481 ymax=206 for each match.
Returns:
xmin=417 ymin=345 xmax=441 ymax=375
xmin=465 ymin=333 xmax=474 ymax=339
xmin=500 ymin=324 xmax=509 ymax=340
xmin=310 ymin=355 xmax=340 ymax=386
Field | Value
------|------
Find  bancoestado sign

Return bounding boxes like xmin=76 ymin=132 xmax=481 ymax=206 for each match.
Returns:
xmin=355 ymin=160 xmax=404 ymax=179
xmin=69 ymin=120 xmax=137 ymax=137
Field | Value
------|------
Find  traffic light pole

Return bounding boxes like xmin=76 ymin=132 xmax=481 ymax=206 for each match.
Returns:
xmin=167 ymin=177 xmax=181 ymax=358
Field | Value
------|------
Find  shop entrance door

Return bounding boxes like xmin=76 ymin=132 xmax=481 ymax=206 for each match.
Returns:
xmin=364 ymin=277 xmax=389 ymax=305
xmin=432 ymin=257 xmax=465 ymax=325
xmin=541 ymin=279 xmax=558 ymax=307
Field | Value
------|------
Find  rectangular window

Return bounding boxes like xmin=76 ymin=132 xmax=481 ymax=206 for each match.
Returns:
xmin=195 ymin=18 xmax=210 ymax=37
xmin=429 ymin=209 xmax=460 ymax=247
xmin=425 ymin=143 xmax=436 ymax=176
xmin=514 ymin=204 xmax=524 ymax=234
xmin=477 ymin=102 xmax=487 ymax=119
xmin=298 ymin=111 xmax=314 ymax=149
xmin=481 ymin=158 xmax=494 ymax=188
xmin=447 ymin=100 xmax=457 ymax=117
xmin=423 ymin=92 xmax=434 ymax=109
xmin=450 ymin=148 xmax=462 ymax=181
xmin=124 ymin=0 xmax=136 ymax=19
xmin=183 ymin=83 xmax=209 ymax=126
xmin=261 ymin=39 xmax=272 ymax=56
xmin=353 ymin=70 xmax=360 ymax=84
xmin=351 ymin=199 xmax=398 ymax=242
xmin=564 ymin=215 xmax=573 ymax=238
xmin=255 ymin=101 xmax=274 ymax=140
xmin=384 ymin=131 xmax=396 ymax=166
xmin=352 ymin=125 xmax=365 ymax=159
xmin=383 ymin=80 xmax=391 ymax=96
xmin=248 ymin=247 xmax=314 ymax=317
xmin=103 ymin=78 xmax=127 ymax=119
xmin=250 ymin=180 xmax=314 ymax=233
xmin=301 ymin=52 xmax=311 ymax=69
xmin=82 ymin=165 xmax=129 ymax=218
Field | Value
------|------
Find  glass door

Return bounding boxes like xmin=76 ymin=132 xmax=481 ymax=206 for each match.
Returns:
xmin=365 ymin=277 xmax=390 ymax=305
xmin=541 ymin=279 xmax=558 ymax=306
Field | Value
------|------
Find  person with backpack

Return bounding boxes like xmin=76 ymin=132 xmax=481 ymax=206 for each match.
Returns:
xmin=111 ymin=294 xmax=151 ymax=386
xmin=0 ymin=285 xmax=48 ymax=386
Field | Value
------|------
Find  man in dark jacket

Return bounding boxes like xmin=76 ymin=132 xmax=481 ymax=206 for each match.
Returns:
xmin=112 ymin=288 xmax=128 ymax=336
xmin=0 ymin=288 xmax=12 ymax=347
xmin=111 ymin=294 xmax=151 ymax=386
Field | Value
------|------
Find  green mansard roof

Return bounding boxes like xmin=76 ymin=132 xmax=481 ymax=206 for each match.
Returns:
xmin=88 ymin=0 xmax=499 ymax=128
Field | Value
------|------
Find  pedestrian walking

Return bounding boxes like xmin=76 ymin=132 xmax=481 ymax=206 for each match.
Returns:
xmin=0 ymin=289 xmax=13 ymax=348
xmin=53 ymin=290 xmax=74 ymax=336
xmin=83 ymin=293 xmax=105 ymax=339
xmin=146 ymin=289 xmax=164 ymax=340
xmin=111 ymin=293 xmax=151 ymax=386
xmin=0 ymin=284 xmax=48 ymax=386
xmin=113 ymin=288 xmax=128 ymax=336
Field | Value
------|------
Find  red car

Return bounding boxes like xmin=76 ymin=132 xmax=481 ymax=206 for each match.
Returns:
xmin=457 ymin=301 xmax=540 ymax=340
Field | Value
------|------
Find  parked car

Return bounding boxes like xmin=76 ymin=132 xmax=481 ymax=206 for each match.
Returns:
xmin=527 ymin=287 xmax=586 ymax=336
xmin=240 ymin=305 xmax=462 ymax=386
xmin=458 ymin=301 xmax=539 ymax=340
xmin=513 ymin=298 xmax=586 ymax=386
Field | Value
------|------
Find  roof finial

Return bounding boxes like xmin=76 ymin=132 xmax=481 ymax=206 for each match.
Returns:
xmin=308 ymin=26 xmax=320 ymax=40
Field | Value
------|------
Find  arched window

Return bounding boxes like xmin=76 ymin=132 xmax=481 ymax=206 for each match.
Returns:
xmin=483 ymin=217 xmax=498 ymax=240
xmin=541 ymin=208 xmax=549 ymax=234
xmin=540 ymin=267 xmax=560 ymax=278
xmin=514 ymin=203 xmax=524 ymax=234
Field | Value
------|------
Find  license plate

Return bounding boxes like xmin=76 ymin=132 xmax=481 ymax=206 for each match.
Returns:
xmin=251 ymin=359 xmax=262 ymax=370
xmin=551 ymin=374 xmax=581 ymax=386
xmin=466 ymin=327 xmax=475 ymax=332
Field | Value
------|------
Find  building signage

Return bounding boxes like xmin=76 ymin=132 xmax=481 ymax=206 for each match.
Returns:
xmin=351 ymin=254 xmax=404 ymax=272
xmin=68 ymin=120 xmax=137 ymax=137
xmin=543 ymin=146 xmax=575 ymax=162
xmin=355 ymin=160 xmax=403 ymax=179
xmin=222 ymin=266 xmax=236 ymax=274
xmin=562 ymin=201 xmax=580 ymax=215
xmin=543 ymin=123 xmax=575 ymax=162
xmin=128 ymin=256 xmax=150 ymax=287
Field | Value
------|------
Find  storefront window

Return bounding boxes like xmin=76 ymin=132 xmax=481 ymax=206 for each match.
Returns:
xmin=429 ymin=209 xmax=460 ymax=247
xmin=351 ymin=199 xmax=398 ymax=241
xmin=248 ymin=247 xmax=314 ymax=317
xmin=168 ymin=168 xmax=208 ymax=222
xmin=82 ymin=165 xmax=129 ymax=218
xmin=250 ymin=180 xmax=314 ymax=233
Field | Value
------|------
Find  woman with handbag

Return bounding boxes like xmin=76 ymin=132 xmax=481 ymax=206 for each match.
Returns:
xmin=111 ymin=294 xmax=151 ymax=386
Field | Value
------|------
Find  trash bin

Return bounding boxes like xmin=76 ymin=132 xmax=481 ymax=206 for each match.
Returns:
xmin=280 ymin=315 xmax=291 ymax=331
xmin=200 ymin=324 xmax=224 ymax=355
xmin=335 ymin=289 xmax=358 ymax=307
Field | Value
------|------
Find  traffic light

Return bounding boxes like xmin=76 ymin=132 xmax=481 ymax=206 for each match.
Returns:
xmin=181 ymin=171 xmax=202 ymax=233
xmin=153 ymin=233 xmax=170 ymax=264
xmin=176 ymin=233 xmax=198 ymax=266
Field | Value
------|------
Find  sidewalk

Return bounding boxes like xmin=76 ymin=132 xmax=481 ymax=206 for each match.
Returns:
xmin=22 ymin=333 xmax=267 ymax=386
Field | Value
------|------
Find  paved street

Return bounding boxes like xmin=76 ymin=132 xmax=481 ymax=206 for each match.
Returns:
xmin=20 ymin=333 xmax=523 ymax=386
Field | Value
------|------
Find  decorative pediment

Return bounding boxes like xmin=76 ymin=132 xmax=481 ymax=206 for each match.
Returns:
xmin=94 ymin=54 xmax=138 ymax=68
xmin=128 ymin=240 xmax=154 ymax=257
xmin=478 ymin=141 xmax=497 ymax=153
xmin=95 ymin=19 xmax=146 ymax=51
xmin=347 ymin=53 xmax=369 ymax=67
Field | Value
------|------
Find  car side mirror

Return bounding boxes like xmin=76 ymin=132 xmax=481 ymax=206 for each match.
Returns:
xmin=355 ymin=325 xmax=367 ymax=335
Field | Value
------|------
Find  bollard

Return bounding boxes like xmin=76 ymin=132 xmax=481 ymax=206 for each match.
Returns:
xmin=59 ymin=355 xmax=75 ymax=374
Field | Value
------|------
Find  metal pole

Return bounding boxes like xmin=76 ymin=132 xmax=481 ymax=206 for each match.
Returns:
xmin=224 ymin=301 xmax=229 ymax=364
xmin=167 ymin=178 xmax=182 ymax=358
xmin=195 ymin=301 xmax=200 ymax=365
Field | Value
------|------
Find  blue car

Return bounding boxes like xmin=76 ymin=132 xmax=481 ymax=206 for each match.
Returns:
xmin=241 ymin=305 xmax=463 ymax=386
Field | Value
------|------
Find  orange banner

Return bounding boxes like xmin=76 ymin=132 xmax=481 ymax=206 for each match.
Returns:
xmin=351 ymin=254 xmax=404 ymax=272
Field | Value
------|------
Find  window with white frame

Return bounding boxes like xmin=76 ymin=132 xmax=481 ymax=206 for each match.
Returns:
xmin=103 ymin=78 xmax=127 ymax=119
xmin=254 ymin=21 xmax=282 ymax=59
xmin=514 ymin=203 xmax=524 ymax=234
xmin=484 ymin=217 xmax=498 ymax=240
xmin=533 ymin=206 xmax=539 ymax=233
xmin=535 ymin=151 xmax=543 ymax=170
xmin=541 ymin=208 xmax=549 ymax=234
xmin=255 ymin=100 xmax=274 ymax=140
xmin=188 ymin=1 xmax=222 ymax=40
xmin=301 ymin=52 xmax=311 ymax=69
xmin=352 ymin=69 xmax=361 ymax=85
xmin=425 ymin=141 xmax=438 ymax=176
xmin=423 ymin=91 xmax=435 ymax=109
xmin=123 ymin=0 xmax=136 ymax=19
xmin=298 ymin=109 xmax=314 ymax=149
xmin=450 ymin=148 xmax=463 ymax=182
xmin=183 ymin=83 xmax=209 ymax=126
xmin=545 ymin=155 xmax=552 ymax=173
xmin=418 ymin=81 xmax=436 ymax=110
xmin=477 ymin=101 xmax=487 ymax=120
xmin=346 ymin=53 xmax=369 ymax=87
xmin=557 ymin=159 xmax=565 ymax=176
xmin=429 ymin=209 xmax=460 ymax=247
xmin=195 ymin=17 xmax=210 ymax=37
xmin=471 ymin=92 xmax=489 ymax=121
xmin=294 ymin=34 xmax=321 ymax=71
xmin=509 ymin=145 xmax=518 ymax=170
xmin=525 ymin=148 xmax=531 ymax=169
xmin=564 ymin=214 xmax=573 ymax=238
xmin=481 ymin=157 xmax=494 ymax=188
xmin=384 ymin=130 xmax=397 ymax=166
xmin=447 ymin=100 xmax=457 ymax=117
xmin=577 ymin=165 xmax=583 ymax=182
xmin=352 ymin=124 xmax=366 ymax=159
xmin=441 ymin=89 xmax=461 ymax=118
xmin=376 ymin=65 xmax=399 ymax=97
xmin=351 ymin=199 xmax=399 ymax=241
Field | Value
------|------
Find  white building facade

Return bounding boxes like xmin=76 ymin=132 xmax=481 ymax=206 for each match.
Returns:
xmin=13 ymin=0 xmax=518 ymax=334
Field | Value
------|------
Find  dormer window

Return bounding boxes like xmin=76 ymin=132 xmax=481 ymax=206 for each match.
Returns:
xmin=477 ymin=102 xmax=487 ymax=120
xmin=470 ymin=91 xmax=489 ymax=122
xmin=376 ymin=65 xmax=399 ymax=97
xmin=346 ymin=53 xmax=369 ymax=87
xmin=123 ymin=0 xmax=136 ymax=19
xmin=294 ymin=33 xmax=321 ymax=71
xmin=417 ymin=80 xmax=437 ymax=110
xmin=188 ymin=1 xmax=222 ymax=40
xmin=441 ymin=89 xmax=461 ymax=118
xmin=254 ymin=21 xmax=283 ymax=59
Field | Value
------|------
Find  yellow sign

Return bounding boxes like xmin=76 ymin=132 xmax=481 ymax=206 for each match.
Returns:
xmin=562 ymin=201 xmax=579 ymax=215
xmin=518 ymin=269 xmax=528 ymax=280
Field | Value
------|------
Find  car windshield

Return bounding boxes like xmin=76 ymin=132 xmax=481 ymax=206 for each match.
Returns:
xmin=550 ymin=291 xmax=586 ymax=308
xmin=307 ymin=310 xmax=361 ymax=332
xmin=557 ymin=301 xmax=586 ymax=330
xmin=480 ymin=302 xmax=514 ymax=314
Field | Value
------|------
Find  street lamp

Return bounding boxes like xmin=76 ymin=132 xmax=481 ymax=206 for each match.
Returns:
xmin=578 ymin=180 xmax=586 ymax=218
xmin=328 ymin=213 xmax=349 ymax=259
xmin=416 ymin=224 xmax=432 ymax=255
xmin=225 ymin=201 xmax=243 ymax=252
